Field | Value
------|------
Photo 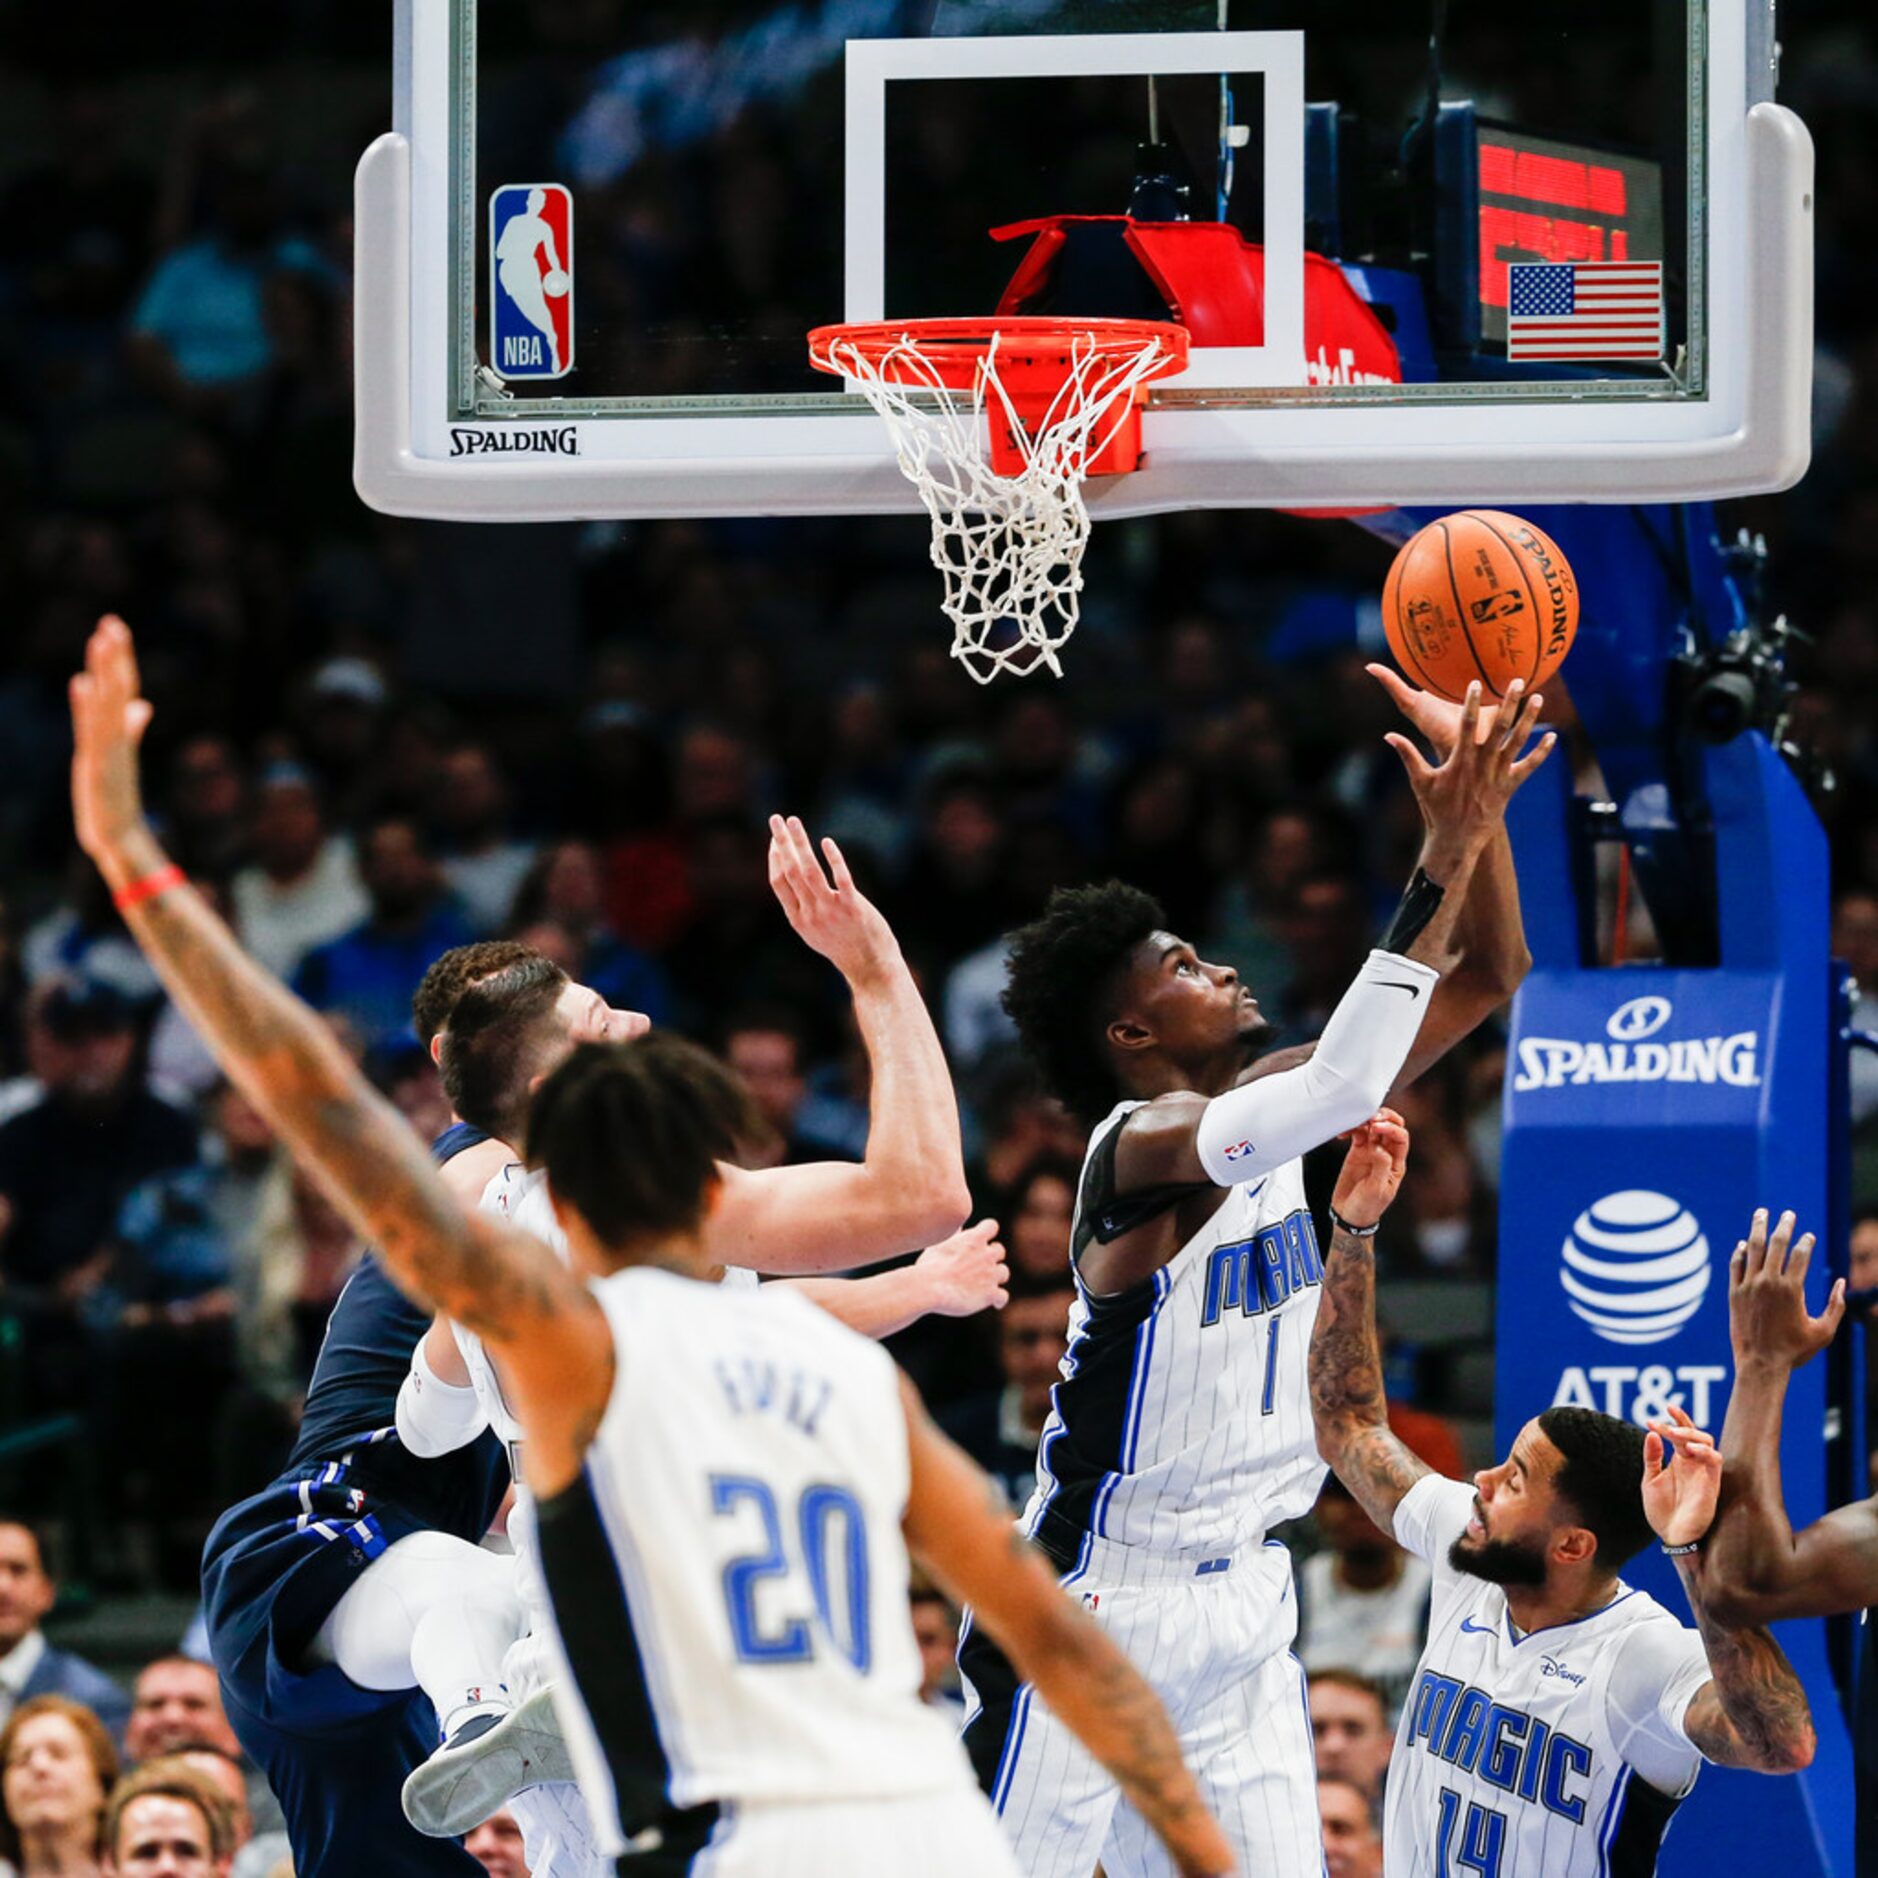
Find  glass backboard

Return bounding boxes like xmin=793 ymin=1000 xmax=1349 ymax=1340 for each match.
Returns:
xmin=355 ymin=0 xmax=1812 ymax=519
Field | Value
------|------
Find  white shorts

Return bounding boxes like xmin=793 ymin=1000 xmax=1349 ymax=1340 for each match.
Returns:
xmin=960 ymin=1537 xmax=1321 ymax=1878
xmin=692 ymin=1788 xmax=1021 ymax=1877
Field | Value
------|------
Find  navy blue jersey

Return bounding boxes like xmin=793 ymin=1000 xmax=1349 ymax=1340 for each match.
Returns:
xmin=283 ymin=1124 xmax=507 ymax=1541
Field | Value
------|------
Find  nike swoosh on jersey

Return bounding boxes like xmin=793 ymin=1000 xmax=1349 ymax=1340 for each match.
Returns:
xmin=1378 ymin=979 xmax=1424 ymax=999
xmin=1459 ymin=1616 xmax=1497 ymax=1635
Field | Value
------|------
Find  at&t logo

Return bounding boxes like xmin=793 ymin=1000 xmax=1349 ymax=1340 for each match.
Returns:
xmin=1559 ymin=1189 xmax=1710 ymax=1346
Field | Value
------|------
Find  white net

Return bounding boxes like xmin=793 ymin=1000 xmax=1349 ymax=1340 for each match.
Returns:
xmin=816 ymin=327 xmax=1179 ymax=683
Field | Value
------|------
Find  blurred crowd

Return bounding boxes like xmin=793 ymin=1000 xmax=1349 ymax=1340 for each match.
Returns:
xmin=0 ymin=2 xmax=1874 ymax=1871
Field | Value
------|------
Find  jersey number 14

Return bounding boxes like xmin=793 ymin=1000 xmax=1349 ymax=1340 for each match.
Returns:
xmin=712 ymin=1474 xmax=872 ymax=1673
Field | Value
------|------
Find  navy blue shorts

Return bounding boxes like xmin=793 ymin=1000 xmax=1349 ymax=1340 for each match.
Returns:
xmin=203 ymin=1468 xmax=486 ymax=1878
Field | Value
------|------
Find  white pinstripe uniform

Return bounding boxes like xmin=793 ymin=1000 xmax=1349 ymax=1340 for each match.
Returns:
xmin=1386 ymin=1475 xmax=1713 ymax=1877
xmin=536 ymin=1267 xmax=1021 ymax=1876
xmin=959 ymin=1098 xmax=1328 ymax=1878
xmin=448 ymin=1161 xmax=762 ymax=1878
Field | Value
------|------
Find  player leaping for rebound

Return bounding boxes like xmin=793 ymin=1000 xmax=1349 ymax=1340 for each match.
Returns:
xmin=965 ymin=673 xmax=1553 ymax=1877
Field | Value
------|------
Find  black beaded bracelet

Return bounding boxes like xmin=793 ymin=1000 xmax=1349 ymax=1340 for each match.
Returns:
xmin=1328 ymin=1207 xmax=1381 ymax=1240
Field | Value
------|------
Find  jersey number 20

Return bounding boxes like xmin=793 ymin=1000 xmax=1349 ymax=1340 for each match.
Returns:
xmin=712 ymin=1475 xmax=872 ymax=1673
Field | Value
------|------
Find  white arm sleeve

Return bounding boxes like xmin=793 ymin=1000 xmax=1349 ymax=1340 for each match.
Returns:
xmin=395 ymin=1329 xmax=490 ymax=1458
xmin=1603 ymin=1617 xmax=1713 ymax=1795
xmin=1194 ymin=948 xmax=1441 ymax=1186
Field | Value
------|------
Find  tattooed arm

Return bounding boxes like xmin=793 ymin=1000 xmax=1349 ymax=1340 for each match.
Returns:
xmin=69 ymin=617 xmax=613 ymax=1497
xmin=1308 ymin=1111 xmax=1432 ymax=1531
xmin=897 ymin=1376 xmax=1233 ymax=1877
xmin=1641 ymin=1410 xmax=1816 ymax=1772
xmin=1675 ymin=1560 xmax=1817 ymax=1772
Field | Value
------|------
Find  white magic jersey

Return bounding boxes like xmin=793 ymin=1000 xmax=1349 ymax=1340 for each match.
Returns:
xmin=460 ymin=1161 xmax=760 ymax=1452
xmin=1386 ymin=1476 xmax=1713 ymax=1878
xmin=536 ymin=1267 xmax=975 ymax=1856
xmin=1022 ymin=1099 xmax=1327 ymax=1568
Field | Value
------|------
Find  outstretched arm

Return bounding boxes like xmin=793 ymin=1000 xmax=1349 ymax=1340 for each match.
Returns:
xmin=709 ymin=817 xmax=969 ymax=1275
xmin=70 ymin=616 xmax=612 ymax=1496
xmin=777 ymin=1219 xmax=1009 ymax=1340
xmin=1114 ymin=683 xmax=1553 ymax=1197
xmin=897 ymin=1377 xmax=1233 ymax=1878
xmin=1308 ymin=1112 xmax=1433 ymax=1533
xmin=1641 ymin=1412 xmax=1817 ymax=1772
xmin=1704 ymin=1208 xmax=1871 ymax=1622
xmin=1368 ymin=667 xmax=1535 ymax=1089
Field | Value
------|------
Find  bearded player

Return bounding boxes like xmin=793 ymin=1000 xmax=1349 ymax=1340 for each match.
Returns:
xmin=965 ymin=674 xmax=1552 ymax=1875
xmin=1313 ymin=1113 xmax=1814 ymax=1873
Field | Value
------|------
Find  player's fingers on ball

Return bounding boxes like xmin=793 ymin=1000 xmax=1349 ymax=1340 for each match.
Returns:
xmin=1457 ymin=681 xmax=1483 ymax=747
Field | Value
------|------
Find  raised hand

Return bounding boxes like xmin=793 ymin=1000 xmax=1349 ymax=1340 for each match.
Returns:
xmin=1368 ymin=661 xmax=1506 ymax=756
xmin=1331 ymin=1108 xmax=1409 ymax=1231
xmin=766 ymin=814 xmax=898 ymax=985
xmin=69 ymin=616 xmax=157 ymax=872
xmin=912 ymin=1219 xmax=1011 ymax=1318
xmin=1386 ymin=680 xmax=1555 ymax=869
xmin=1643 ymin=1404 xmax=1721 ymax=1548
xmin=1729 ymin=1207 xmax=1846 ymax=1375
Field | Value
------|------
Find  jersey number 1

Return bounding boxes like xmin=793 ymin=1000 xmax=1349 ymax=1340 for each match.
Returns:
xmin=712 ymin=1475 xmax=872 ymax=1673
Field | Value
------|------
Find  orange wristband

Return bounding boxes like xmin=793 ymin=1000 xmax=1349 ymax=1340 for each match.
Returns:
xmin=111 ymin=864 xmax=186 ymax=911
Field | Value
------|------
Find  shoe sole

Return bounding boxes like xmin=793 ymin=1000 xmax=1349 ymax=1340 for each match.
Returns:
xmin=402 ymin=1690 xmax=578 ymax=1837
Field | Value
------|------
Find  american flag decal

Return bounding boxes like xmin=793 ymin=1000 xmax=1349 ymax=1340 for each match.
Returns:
xmin=1506 ymin=261 xmax=1664 ymax=362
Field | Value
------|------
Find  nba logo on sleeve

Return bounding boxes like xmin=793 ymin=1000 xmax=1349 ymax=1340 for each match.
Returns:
xmin=489 ymin=183 xmax=574 ymax=380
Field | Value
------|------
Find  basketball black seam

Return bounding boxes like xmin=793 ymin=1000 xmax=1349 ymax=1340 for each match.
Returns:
xmin=1437 ymin=521 xmax=1497 ymax=694
xmin=1473 ymin=511 xmax=1549 ymax=685
xmin=1388 ymin=556 xmax=1449 ymax=698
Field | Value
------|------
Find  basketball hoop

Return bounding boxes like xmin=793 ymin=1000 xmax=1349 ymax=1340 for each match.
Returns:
xmin=808 ymin=317 xmax=1189 ymax=683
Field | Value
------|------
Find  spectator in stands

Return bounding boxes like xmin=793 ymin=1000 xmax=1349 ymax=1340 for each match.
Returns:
xmin=292 ymin=817 xmax=473 ymax=1053
xmin=721 ymin=1006 xmax=845 ymax=1166
xmin=505 ymin=839 xmax=672 ymax=1024
xmin=431 ymin=743 xmax=537 ymax=936
xmin=21 ymin=865 xmax=161 ymax=1014
xmin=1296 ymin=1473 xmax=1433 ymax=1717
xmin=888 ymin=764 xmax=1013 ymax=976
xmin=0 ymin=1528 xmax=129 ymax=1743
xmin=124 ymin=1661 xmax=237 ymax=1766
xmin=909 ymin=1578 xmax=963 ymax=1714
xmin=464 ymin=1808 xmax=530 ymax=1877
xmin=0 ymin=1694 xmax=118 ymax=1876
xmin=229 ymin=766 xmax=366 ymax=982
xmin=1318 ymin=1774 xmax=1384 ymax=1878
xmin=1307 ymin=1669 xmax=1394 ymax=1806
xmin=939 ymin=1274 xmax=1073 ymax=1509
xmin=1004 ymin=1157 xmax=1079 ymax=1285
xmin=163 ymin=1745 xmax=284 ymax=1878
xmin=127 ymin=102 xmax=326 ymax=414
xmin=1838 ymin=887 xmax=1878 ymax=1124
xmin=0 ymin=982 xmax=198 ymax=1414
xmin=99 ymin=1758 xmax=232 ymax=1878
xmin=160 ymin=739 xmax=247 ymax=883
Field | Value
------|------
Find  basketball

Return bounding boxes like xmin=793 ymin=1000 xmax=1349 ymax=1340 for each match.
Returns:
xmin=1381 ymin=509 xmax=1579 ymax=702
xmin=542 ymin=268 xmax=570 ymax=297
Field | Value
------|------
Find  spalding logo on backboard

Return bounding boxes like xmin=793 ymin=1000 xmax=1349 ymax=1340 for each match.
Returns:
xmin=489 ymin=183 xmax=574 ymax=381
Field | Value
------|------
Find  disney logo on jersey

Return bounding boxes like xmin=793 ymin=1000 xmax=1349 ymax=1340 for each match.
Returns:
xmin=1559 ymin=1190 xmax=1710 ymax=1348
xmin=489 ymin=182 xmax=574 ymax=380
xmin=1200 ymin=1211 xmax=1322 ymax=1327
xmin=1512 ymin=993 xmax=1759 ymax=1091
xmin=1539 ymin=1655 xmax=1586 ymax=1687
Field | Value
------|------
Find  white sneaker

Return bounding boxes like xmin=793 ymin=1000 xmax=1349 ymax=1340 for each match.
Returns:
xmin=401 ymin=1688 xmax=578 ymax=1837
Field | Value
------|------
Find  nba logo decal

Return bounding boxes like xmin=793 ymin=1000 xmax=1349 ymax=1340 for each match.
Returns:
xmin=489 ymin=183 xmax=574 ymax=380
